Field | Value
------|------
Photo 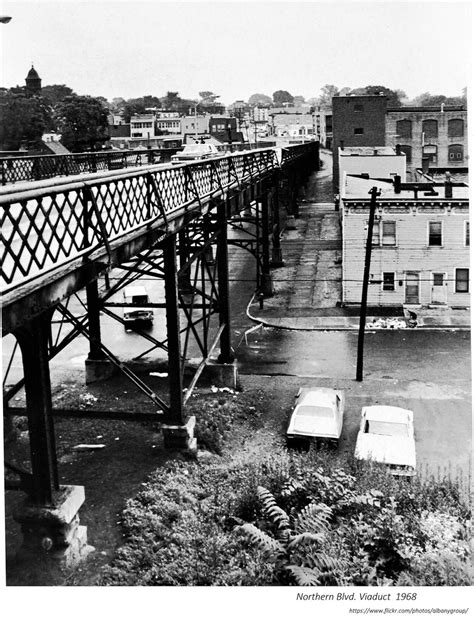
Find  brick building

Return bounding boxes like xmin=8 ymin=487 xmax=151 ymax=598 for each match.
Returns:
xmin=332 ymin=95 xmax=388 ymax=189
xmin=341 ymin=175 xmax=470 ymax=308
xmin=385 ymin=106 xmax=468 ymax=177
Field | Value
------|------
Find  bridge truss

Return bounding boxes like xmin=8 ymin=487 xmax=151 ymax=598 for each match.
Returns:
xmin=2 ymin=143 xmax=318 ymax=511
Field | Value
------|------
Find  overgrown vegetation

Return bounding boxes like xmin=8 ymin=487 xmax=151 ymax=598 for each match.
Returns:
xmin=100 ymin=435 xmax=471 ymax=586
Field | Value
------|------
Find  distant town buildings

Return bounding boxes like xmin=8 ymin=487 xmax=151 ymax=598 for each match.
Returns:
xmin=332 ymin=94 xmax=468 ymax=189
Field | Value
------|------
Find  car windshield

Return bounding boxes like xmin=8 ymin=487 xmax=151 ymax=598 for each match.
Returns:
xmin=366 ymin=420 xmax=408 ymax=437
xmin=296 ymin=406 xmax=333 ymax=419
xmin=183 ymin=145 xmax=209 ymax=154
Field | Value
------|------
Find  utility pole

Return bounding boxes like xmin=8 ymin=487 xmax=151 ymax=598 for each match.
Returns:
xmin=356 ymin=187 xmax=380 ymax=382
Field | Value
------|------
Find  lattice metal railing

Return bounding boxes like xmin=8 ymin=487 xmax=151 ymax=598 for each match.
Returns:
xmin=0 ymin=144 xmax=317 ymax=299
xmin=0 ymin=149 xmax=172 ymax=185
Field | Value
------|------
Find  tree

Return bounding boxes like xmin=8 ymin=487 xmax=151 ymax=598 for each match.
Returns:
xmin=248 ymin=93 xmax=272 ymax=106
xmin=0 ymin=91 xmax=49 ymax=150
xmin=41 ymin=84 xmax=76 ymax=108
xmin=54 ymin=95 xmax=109 ymax=151
xmin=272 ymin=90 xmax=294 ymax=106
xmin=199 ymin=91 xmax=219 ymax=104
xmin=363 ymin=85 xmax=406 ymax=107
xmin=412 ymin=91 xmax=466 ymax=107
xmin=293 ymin=95 xmax=306 ymax=106
xmin=122 ymin=98 xmax=147 ymax=122
xmin=160 ymin=91 xmax=181 ymax=110
xmin=318 ymin=84 xmax=340 ymax=107
xmin=110 ymin=97 xmax=127 ymax=113
xmin=142 ymin=95 xmax=162 ymax=110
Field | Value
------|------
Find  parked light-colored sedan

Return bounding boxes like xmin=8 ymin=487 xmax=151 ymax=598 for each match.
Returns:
xmin=286 ymin=387 xmax=345 ymax=447
xmin=354 ymin=405 xmax=416 ymax=477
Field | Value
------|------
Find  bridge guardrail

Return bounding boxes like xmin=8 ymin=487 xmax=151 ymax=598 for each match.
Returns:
xmin=0 ymin=148 xmax=176 ymax=186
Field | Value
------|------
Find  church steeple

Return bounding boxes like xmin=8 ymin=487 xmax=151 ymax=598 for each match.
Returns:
xmin=25 ymin=64 xmax=41 ymax=96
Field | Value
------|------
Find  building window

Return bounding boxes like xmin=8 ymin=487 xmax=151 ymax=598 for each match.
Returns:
xmin=455 ymin=269 xmax=469 ymax=293
xmin=465 ymin=221 xmax=470 ymax=246
xmin=354 ymin=128 xmax=364 ymax=135
xmin=422 ymin=119 xmax=438 ymax=139
xmin=382 ymin=221 xmax=396 ymax=246
xmin=428 ymin=221 xmax=442 ymax=246
xmin=383 ymin=272 xmax=395 ymax=291
xmin=396 ymin=119 xmax=412 ymax=139
xmin=371 ymin=221 xmax=380 ymax=245
xmin=448 ymin=119 xmax=464 ymax=137
xmin=448 ymin=144 xmax=463 ymax=161
xmin=423 ymin=144 xmax=438 ymax=165
xmin=399 ymin=145 xmax=412 ymax=163
xmin=354 ymin=104 xmax=363 ymax=112
xmin=433 ymin=273 xmax=444 ymax=287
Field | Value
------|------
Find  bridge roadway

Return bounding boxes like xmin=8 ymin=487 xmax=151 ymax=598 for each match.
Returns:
xmin=1 ymin=145 xmax=314 ymax=334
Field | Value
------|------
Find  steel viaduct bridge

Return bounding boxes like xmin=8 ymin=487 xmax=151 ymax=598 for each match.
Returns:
xmin=1 ymin=142 xmax=319 ymax=561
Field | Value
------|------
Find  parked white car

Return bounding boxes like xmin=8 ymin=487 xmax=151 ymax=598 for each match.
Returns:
xmin=171 ymin=144 xmax=220 ymax=163
xmin=122 ymin=285 xmax=153 ymax=328
xmin=354 ymin=405 xmax=416 ymax=477
xmin=286 ymin=387 xmax=345 ymax=447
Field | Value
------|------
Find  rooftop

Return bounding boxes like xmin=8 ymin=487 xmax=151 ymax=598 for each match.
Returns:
xmin=343 ymin=175 xmax=469 ymax=201
xmin=339 ymin=147 xmax=398 ymax=157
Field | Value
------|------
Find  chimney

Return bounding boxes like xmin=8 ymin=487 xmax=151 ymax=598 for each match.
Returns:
xmin=340 ymin=140 xmax=344 ymax=151
xmin=395 ymin=143 xmax=401 ymax=155
xmin=445 ymin=171 xmax=453 ymax=198
xmin=373 ymin=149 xmax=378 ymax=156
xmin=394 ymin=175 xmax=401 ymax=193
xmin=441 ymin=102 xmax=445 ymax=113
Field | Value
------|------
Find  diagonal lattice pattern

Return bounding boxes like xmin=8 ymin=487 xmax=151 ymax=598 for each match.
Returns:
xmin=1 ymin=145 xmax=317 ymax=293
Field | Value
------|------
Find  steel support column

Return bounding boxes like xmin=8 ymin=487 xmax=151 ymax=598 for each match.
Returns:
xmin=270 ymin=175 xmax=284 ymax=267
xmin=259 ymin=191 xmax=274 ymax=297
xmin=290 ymin=168 xmax=299 ymax=218
xmin=163 ymin=234 xmax=184 ymax=424
xmin=216 ymin=199 xmax=233 ymax=364
xmin=86 ymin=279 xmax=104 ymax=360
xmin=85 ymin=278 xmax=115 ymax=383
xmin=178 ymin=228 xmax=193 ymax=293
xmin=14 ymin=311 xmax=59 ymax=506
xmin=162 ymin=234 xmax=196 ymax=451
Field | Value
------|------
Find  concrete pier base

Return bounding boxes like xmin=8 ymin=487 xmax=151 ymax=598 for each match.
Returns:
xmin=204 ymin=361 xmax=239 ymax=389
xmin=270 ymin=248 xmax=284 ymax=267
xmin=162 ymin=415 xmax=197 ymax=453
xmin=85 ymin=358 xmax=116 ymax=384
xmin=286 ymin=216 xmax=297 ymax=230
xmin=260 ymin=273 xmax=274 ymax=297
xmin=13 ymin=485 xmax=94 ymax=567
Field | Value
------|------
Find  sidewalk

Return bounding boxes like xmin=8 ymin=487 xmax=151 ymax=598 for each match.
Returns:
xmin=248 ymin=195 xmax=471 ymax=331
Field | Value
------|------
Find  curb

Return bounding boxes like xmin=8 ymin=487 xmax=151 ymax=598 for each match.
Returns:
xmin=245 ymin=295 xmax=470 ymax=332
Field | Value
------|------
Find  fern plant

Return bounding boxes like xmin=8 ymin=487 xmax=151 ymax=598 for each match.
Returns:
xmin=236 ymin=486 xmax=341 ymax=585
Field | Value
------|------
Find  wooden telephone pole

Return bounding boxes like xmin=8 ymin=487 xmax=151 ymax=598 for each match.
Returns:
xmin=356 ymin=187 xmax=381 ymax=382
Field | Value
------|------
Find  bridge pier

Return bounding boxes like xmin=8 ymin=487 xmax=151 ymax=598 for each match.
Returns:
xmin=270 ymin=178 xmax=284 ymax=267
xmin=13 ymin=312 xmax=92 ymax=564
xmin=85 ymin=278 xmax=115 ymax=383
xmin=258 ymin=192 xmax=274 ymax=297
xmin=162 ymin=234 xmax=197 ymax=453
xmin=13 ymin=485 xmax=93 ymax=566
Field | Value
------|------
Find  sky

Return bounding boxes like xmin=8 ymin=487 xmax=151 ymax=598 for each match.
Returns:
xmin=0 ymin=0 xmax=472 ymax=103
